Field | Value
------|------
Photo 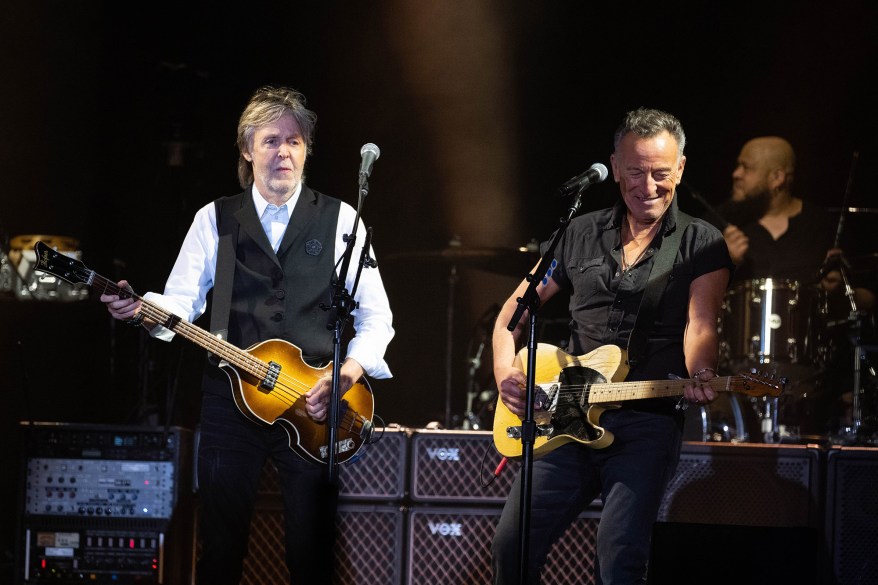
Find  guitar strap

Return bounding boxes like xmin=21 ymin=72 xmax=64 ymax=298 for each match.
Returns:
xmin=625 ymin=207 xmax=693 ymax=368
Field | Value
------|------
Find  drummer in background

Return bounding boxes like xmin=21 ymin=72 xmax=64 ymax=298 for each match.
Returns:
xmin=712 ymin=136 xmax=875 ymax=438
xmin=717 ymin=135 xmax=875 ymax=308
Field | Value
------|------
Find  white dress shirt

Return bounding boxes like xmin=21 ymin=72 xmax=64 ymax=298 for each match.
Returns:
xmin=143 ymin=184 xmax=394 ymax=379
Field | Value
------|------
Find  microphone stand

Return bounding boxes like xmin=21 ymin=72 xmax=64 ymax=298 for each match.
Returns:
xmin=317 ymin=172 xmax=376 ymax=578
xmin=506 ymin=189 xmax=586 ymax=584
xmin=323 ymin=177 xmax=374 ymax=482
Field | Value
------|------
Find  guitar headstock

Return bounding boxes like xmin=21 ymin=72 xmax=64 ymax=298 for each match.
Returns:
xmin=33 ymin=241 xmax=91 ymax=286
xmin=732 ymin=369 xmax=788 ymax=398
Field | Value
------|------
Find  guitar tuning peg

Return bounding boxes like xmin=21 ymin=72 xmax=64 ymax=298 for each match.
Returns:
xmin=750 ymin=367 xmax=758 ymax=374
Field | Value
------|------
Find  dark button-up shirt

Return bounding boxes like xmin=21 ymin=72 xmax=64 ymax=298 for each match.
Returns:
xmin=544 ymin=196 xmax=733 ymax=412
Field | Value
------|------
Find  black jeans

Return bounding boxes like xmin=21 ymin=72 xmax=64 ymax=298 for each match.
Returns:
xmin=195 ymin=391 xmax=334 ymax=585
xmin=491 ymin=408 xmax=682 ymax=585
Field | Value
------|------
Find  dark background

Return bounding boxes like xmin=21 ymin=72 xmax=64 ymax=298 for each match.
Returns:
xmin=2 ymin=1 xmax=877 ymax=575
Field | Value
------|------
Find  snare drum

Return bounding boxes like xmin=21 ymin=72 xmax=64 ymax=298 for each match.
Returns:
xmin=8 ymin=234 xmax=89 ymax=301
xmin=719 ymin=278 xmax=822 ymax=368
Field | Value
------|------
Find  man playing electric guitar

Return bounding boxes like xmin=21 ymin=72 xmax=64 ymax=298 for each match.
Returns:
xmin=490 ymin=108 xmax=733 ymax=585
xmin=101 ymin=86 xmax=394 ymax=585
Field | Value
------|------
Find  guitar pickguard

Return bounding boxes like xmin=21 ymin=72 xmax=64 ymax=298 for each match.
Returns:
xmin=548 ymin=366 xmax=607 ymax=443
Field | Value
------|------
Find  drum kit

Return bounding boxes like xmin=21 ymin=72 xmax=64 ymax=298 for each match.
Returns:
xmin=0 ymin=234 xmax=89 ymax=301
xmin=694 ymin=264 xmax=878 ymax=446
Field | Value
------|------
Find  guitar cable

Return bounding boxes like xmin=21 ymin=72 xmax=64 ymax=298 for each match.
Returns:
xmin=479 ymin=444 xmax=510 ymax=488
xmin=494 ymin=456 xmax=509 ymax=477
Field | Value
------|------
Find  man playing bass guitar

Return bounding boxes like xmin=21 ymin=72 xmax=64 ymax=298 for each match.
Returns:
xmin=100 ymin=86 xmax=394 ymax=585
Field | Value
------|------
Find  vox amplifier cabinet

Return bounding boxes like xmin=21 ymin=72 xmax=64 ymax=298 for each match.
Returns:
xmin=334 ymin=503 xmax=406 ymax=585
xmin=339 ymin=426 xmax=409 ymax=501
xmin=225 ymin=491 xmax=406 ymax=585
xmin=252 ymin=427 xmax=410 ymax=502
xmin=406 ymin=506 xmax=600 ymax=585
xmin=17 ymin=422 xmax=194 ymax=584
xmin=409 ymin=430 xmax=520 ymax=504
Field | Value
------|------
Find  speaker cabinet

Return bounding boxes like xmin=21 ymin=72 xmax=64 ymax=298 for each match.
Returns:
xmin=825 ymin=446 xmax=878 ymax=585
xmin=649 ymin=442 xmax=823 ymax=585
xmin=658 ymin=442 xmax=822 ymax=527
xmin=254 ymin=428 xmax=409 ymax=502
xmin=407 ymin=506 xmax=599 ymax=585
xmin=409 ymin=430 xmax=519 ymax=504
xmin=216 ymin=451 xmax=408 ymax=585
xmin=238 ymin=500 xmax=405 ymax=585
xmin=339 ymin=427 xmax=409 ymax=501
xmin=335 ymin=504 xmax=406 ymax=585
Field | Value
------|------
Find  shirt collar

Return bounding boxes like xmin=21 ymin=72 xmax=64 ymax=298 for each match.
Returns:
xmin=252 ymin=182 xmax=302 ymax=217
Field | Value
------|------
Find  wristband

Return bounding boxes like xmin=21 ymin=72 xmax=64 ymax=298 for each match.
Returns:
xmin=692 ymin=367 xmax=717 ymax=381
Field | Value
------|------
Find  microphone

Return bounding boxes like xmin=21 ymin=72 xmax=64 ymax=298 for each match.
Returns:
xmin=557 ymin=162 xmax=609 ymax=197
xmin=358 ymin=143 xmax=381 ymax=187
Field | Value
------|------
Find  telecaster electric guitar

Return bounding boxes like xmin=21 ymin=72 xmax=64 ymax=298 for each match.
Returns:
xmin=33 ymin=240 xmax=374 ymax=465
xmin=493 ymin=343 xmax=785 ymax=458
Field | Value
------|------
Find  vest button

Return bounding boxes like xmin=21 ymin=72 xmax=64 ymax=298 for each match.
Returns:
xmin=274 ymin=289 xmax=285 ymax=299
xmin=271 ymin=312 xmax=283 ymax=322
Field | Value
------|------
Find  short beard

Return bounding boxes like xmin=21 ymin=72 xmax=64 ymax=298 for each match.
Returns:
xmin=725 ymin=188 xmax=771 ymax=226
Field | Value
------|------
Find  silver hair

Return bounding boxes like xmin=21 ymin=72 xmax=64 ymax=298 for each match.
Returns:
xmin=613 ymin=107 xmax=686 ymax=159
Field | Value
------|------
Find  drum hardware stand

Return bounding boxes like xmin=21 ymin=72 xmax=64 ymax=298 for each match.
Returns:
xmin=831 ymin=252 xmax=870 ymax=442
xmin=461 ymin=304 xmax=501 ymax=430
xmin=825 ymin=148 xmax=870 ymax=442
xmin=462 ymin=337 xmax=486 ymax=430
xmin=753 ymin=391 xmax=781 ymax=444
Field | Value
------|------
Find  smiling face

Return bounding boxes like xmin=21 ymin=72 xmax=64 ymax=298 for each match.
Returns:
xmin=242 ymin=113 xmax=307 ymax=201
xmin=610 ymin=130 xmax=685 ymax=225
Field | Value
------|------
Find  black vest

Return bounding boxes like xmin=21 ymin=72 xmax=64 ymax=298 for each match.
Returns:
xmin=203 ymin=186 xmax=341 ymax=396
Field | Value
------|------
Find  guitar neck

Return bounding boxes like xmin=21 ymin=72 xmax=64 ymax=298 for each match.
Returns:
xmin=587 ymin=376 xmax=734 ymax=404
xmin=87 ymin=272 xmax=268 ymax=380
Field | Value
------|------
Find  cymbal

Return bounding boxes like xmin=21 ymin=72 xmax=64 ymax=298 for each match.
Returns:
xmin=384 ymin=245 xmax=539 ymax=277
xmin=826 ymin=207 xmax=878 ymax=213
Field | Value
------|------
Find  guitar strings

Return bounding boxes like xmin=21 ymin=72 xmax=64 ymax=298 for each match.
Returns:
xmin=530 ymin=376 xmax=761 ymax=403
xmin=91 ymin=272 xmax=365 ymax=433
xmin=139 ymin=301 xmax=366 ymax=432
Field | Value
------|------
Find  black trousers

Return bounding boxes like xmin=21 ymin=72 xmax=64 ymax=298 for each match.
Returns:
xmin=195 ymin=391 xmax=336 ymax=585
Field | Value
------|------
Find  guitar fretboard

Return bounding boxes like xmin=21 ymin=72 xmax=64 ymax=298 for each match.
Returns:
xmin=587 ymin=376 xmax=737 ymax=403
xmin=88 ymin=272 xmax=270 ymax=380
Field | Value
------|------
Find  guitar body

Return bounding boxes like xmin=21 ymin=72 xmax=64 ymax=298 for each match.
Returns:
xmin=492 ymin=343 xmax=785 ymax=459
xmin=220 ymin=338 xmax=374 ymax=465
xmin=493 ymin=343 xmax=629 ymax=459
